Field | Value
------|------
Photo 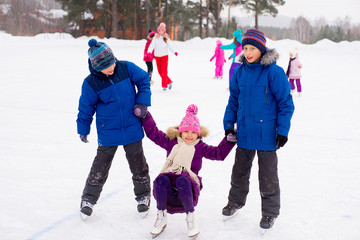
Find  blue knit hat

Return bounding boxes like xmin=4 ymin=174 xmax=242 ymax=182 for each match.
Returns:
xmin=233 ymin=30 xmax=242 ymax=42
xmin=88 ymin=39 xmax=116 ymax=72
xmin=241 ymin=29 xmax=267 ymax=53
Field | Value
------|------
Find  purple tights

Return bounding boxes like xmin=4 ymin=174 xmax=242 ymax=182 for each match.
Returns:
xmin=154 ymin=175 xmax=194 ymax=213
xmin=289 ymin=78 xmax=302 ymax=92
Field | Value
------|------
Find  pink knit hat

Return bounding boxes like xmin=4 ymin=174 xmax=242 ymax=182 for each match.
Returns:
xmin=157 ymin=22 xmax=166 ymax=33
xmin=179 ymin=104 xmax=201 ymax=136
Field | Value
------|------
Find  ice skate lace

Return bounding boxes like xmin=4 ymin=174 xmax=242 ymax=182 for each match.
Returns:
xmin=262 ymin=216 xmax=274 ymax=222
xmin=186 ymin=215 xmax=194 ymax=230
xmin=82 ymin=201 xmax=94 ymax=209
xmin=138 ymin=196 xmax=150 ymax=205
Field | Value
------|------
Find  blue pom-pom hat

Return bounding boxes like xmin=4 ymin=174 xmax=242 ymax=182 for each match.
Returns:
xmin=87 ymin=39 xmax=116 ymax=72
xmin=241 ymin=29 xmax=267 ymax=53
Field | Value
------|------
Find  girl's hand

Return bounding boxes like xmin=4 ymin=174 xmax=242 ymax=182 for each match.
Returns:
xmin=134 ymin=104 xmax=148 ymax=118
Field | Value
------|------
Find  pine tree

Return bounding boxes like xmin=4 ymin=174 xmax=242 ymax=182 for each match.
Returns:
xmin=241 ymin=0 xmax=285 ymax=29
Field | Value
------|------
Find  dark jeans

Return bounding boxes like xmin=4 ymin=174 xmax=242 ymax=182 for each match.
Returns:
xmin=228 ymin=147 xmax=280 ymax=217
xmin=154 ymin=175 xmax=194 ymax=213
xmin=82 ymin=140 xmax=151 ymax=204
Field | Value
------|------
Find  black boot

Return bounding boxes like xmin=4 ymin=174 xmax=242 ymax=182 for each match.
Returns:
xmin=260 ymin=216 xmax=276 ymax=229
xmin=80 ymin=200 xmax=94 ymax=220
xmin=222 ymin=202 xmax=241 ymax=216
xmin=137 ymin=195 xmax=151 ymax=217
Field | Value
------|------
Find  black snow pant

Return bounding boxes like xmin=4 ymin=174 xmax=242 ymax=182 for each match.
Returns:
xmin=81 ymin=140 xmax=151 ymax=204
xmin=227 ymin=147 xmax=280 ymax=217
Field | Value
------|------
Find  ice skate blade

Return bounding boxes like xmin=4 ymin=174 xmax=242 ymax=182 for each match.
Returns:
xmin=222 ymin=211 xmax=239 ymax=221
xmin=189 ymin=231 xmax=200 ymax=238
xmin=80 ymin=212 xmax=89 ymax=221
xmin=139 ymin=210 xmax=149 ymax=218
xmin=150 ymin=225 xmax=167 ymax=238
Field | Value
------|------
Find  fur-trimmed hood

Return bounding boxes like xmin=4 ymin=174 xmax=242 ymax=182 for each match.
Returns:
xmin=238 ymin=48 xmax=279 ymax=66
xmin=166 ymin=125 xmax=209 ymax=140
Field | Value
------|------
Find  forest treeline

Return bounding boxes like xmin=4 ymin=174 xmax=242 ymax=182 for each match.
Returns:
xmin=1 ymin=0 xmax=359 ymax=43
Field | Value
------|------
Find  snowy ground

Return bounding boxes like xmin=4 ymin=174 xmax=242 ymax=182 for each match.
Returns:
xmin=1 ymin=32 xmax=360 ymax=240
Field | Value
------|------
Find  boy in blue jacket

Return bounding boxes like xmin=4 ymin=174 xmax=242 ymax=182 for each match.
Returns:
xmin=77 ymin=39 xmax=152 ymax=219
xmin=222 ymin=29 xmax=295 ymax=229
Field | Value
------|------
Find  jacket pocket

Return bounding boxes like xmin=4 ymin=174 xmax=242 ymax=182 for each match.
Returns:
xmin=253 ymin=115 xmax=277 ymax=144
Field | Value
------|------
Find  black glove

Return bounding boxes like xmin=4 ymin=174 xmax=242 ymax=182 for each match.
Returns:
xmin=80 ymin=135 xmax=89 ymax=143
xmin=225 ymin=128 xmax=237 ymax=143
xmin=133 ymin=104 xmax=148 ymax=118
xmin=275 ymin=134 xmax=288 ymax=149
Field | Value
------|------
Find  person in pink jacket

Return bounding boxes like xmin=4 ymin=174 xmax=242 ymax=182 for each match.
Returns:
xmin=210 ymin=40 xmax=226 ymax=79
xmin=286 ymin=47 xmax=303 ymax=96
xmin=144 ymin=30 xmax=155 ymax=85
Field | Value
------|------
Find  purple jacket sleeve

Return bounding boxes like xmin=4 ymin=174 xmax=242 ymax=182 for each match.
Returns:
xmin=201 ymin=137 xmax=235 ymax=161
xmin=141 ymin=112 xmax=173 ymax=151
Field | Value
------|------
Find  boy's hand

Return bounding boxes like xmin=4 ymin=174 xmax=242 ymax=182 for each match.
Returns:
xmin=134 ymin=104 xmax=148 ymax=118
xmin=80 ymin=135 xmax=89 ymax=143
xmin=275 ymin=134 xmax=288 ymax=149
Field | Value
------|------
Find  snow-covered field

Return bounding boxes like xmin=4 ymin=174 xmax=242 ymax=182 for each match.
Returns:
xmin=1 ymin=32 xmax=359 ymax=240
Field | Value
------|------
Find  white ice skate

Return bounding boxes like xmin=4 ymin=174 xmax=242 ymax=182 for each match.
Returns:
xmin=186 ymin=211 xmax=200 ymax=238
xmin=150 ymin=210 xmax=167 ymax=237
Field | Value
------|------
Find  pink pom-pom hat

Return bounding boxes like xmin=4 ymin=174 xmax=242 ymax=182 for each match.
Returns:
xmin=179 ymin=104 xmax=201 ymax=136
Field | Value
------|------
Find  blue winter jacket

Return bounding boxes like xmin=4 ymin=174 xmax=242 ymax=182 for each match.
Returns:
xmin=77 ymin=59 xmax=151 ymax=146
xmin=223 ymin=49 xmax=294 ymax=151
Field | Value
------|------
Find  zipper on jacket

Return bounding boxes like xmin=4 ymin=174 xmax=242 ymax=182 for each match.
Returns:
xmin=265 ymin=86 xmax=269 ymax=104
xmin=109 ymin=78 xmax=121 ymax=101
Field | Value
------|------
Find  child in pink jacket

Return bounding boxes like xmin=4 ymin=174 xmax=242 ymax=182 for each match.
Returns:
xmin=144 ymin=30 xmax=155 ymax=84
xmin=286 ymin=47 xmax=303 ymax=96
xmin=210 ymin=40 xmax=226 ymax=79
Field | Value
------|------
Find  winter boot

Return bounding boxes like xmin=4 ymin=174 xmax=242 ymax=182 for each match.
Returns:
xmin=80 ymin=200 xmax=94 ymax=220
xmin=259 ymin=216 xmax=276 ymax=229
xmin=222 ymin=202 xmax=241 ymax=221
xmin=186 ymin=211 xmax=200 ymax=237
xmin=150 ymin=210 xmax=167 ymax=236
xmin=137 ymin=195 xmax=151 ymax=217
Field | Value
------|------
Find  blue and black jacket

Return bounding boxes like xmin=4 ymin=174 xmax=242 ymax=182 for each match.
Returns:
xmin=77 ymin=59 xmax=151 ymax=146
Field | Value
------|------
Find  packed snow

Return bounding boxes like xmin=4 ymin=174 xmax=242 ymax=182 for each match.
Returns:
xmin=1 ymin=31 xmax=360 ymax=240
